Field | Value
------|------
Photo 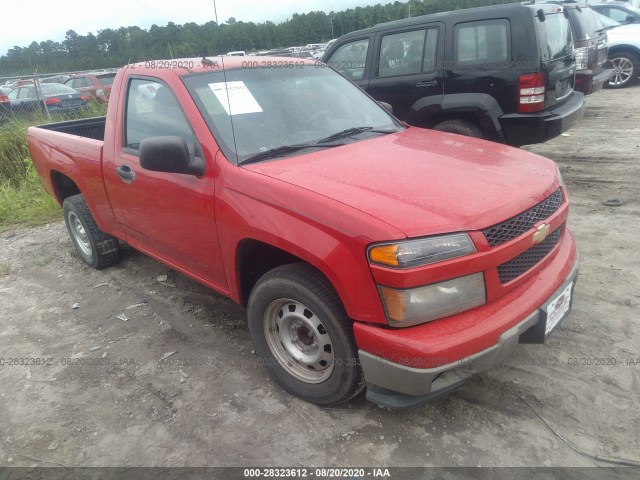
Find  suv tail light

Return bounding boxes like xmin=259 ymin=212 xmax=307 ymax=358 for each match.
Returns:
xmin=518 ymin=73 xmax=546 ymax=113
xmin=574 ymin=46 xmax=589 ymax=70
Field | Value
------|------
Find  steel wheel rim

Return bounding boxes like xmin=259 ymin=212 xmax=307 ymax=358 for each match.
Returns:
xmin=68 ymin=211 xmax=92 ymax=257
xmin=263 ymin=299 xmax=335 ymax=384
xmin=610 ymin=58 xmax=634 ymax=86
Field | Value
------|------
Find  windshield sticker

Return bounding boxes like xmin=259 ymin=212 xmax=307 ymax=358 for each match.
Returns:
xmin=208 ymin=81 xmax=263 ymax=115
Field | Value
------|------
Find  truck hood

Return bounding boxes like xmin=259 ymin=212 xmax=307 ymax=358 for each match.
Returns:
xmin=244 ymin=128 xmax=560 ymax=238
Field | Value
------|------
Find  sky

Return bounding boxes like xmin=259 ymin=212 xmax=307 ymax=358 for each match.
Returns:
xmin=0 ymin=0 xmax=383 ymax=57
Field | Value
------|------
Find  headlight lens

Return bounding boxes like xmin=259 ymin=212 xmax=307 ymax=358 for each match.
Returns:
xmin=368 ymin=233 xmax=476 ymax=268
xmin=379 ymin=273 xmax=486 ymax=327
xmin=555 ymin=163 xmax=565 ymax=186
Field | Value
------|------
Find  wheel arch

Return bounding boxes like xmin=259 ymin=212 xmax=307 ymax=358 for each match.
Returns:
xmin=409 ymin=93 xmax=505 ymax=141
xmin=608 ymin=45 xmax=640 ymax=59
xmin=50 ymin=170 xmax=81 ymax=205
xmin=235 ymin=238 xmax=343 ymax=310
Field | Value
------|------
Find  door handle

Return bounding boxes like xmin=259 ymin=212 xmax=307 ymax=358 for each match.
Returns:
xmin=115 ymin=164 xmax=136 ymax=183
xmin=416 ymin=80 xmax=437 ymax=88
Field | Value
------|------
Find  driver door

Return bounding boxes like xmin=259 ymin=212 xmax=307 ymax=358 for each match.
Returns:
xmin=102 ymin=77 xmax=227 ymax=291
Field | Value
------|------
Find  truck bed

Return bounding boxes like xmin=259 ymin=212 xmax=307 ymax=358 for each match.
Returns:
xmin=37 ymin=116 xmax=106 ymax=141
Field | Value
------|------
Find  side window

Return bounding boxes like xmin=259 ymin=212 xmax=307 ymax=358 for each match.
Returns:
xmin=64 ymin=79 xmax=74 ymax=88
xmin=608 ymin=7 xmax=629 ymax=22
xmin=326 ymin=39 xmax=369 ymax=81
xmin=8 ymin=89 xmax=19 ymax=100
xmin=124 ymin=78 xmax=195 ymax=152
xmin=81 ymin=77 xmax=93 ymax=88
xmin=379 ymin=30 xmax=426 ymax=77
xmin=455 ymin=19 xmax=510 ymax=66
xmin=18 ymin=88 xmax=31 ymax=99
xmin=71 ymin=78 xmax=83 ymax=89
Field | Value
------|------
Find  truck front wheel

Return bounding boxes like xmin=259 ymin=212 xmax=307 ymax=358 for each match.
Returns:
xmin=247 ymin=263 xmax=363 ymax=405
xmin=62 ymin=194 xmax=120 ymax=269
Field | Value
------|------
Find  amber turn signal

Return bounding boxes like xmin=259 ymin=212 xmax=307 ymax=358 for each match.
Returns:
xmin=368 ymin=244 xmax=399 ymax=267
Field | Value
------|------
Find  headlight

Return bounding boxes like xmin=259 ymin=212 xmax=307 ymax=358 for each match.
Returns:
xmin=378 ymin=273 xmax=486 ymax=327
xmin=555 ymin=163 xmax=565 ymax=186
xmin=368 ymin=233 xmax=476 ymax=268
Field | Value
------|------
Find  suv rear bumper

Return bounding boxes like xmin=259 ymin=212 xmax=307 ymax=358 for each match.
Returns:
xmin=575 ymin=68 xmax=614 ymax=95
xmin=498 ymin=92 xmax=585 ymax=146
xmin=356 ymin=231 xmax=578 ymax=408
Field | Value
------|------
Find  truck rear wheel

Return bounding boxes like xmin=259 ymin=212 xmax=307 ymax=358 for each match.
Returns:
xmin=433 ymin=119 xmax=484 ymax=139
xmin=63 ymin=194 xmax=119 ymax=269
xmin=247 ymin=263 xmax=363 ymax=405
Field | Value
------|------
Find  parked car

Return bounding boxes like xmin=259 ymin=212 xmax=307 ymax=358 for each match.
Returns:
xmin=592 ymin=0 xmax=640 ymax=8
xmin=64 ymin=72 xmax=116 ymax=103
xmin=5 ymin=83 xmax=90 ymax=117
xmin=41 ymin=74 xmax=71 ymax=84
xmin=595 ymin=12 xmax=640 ymax=86
xmin=592 ymin=2 xmax=640 ymax=24
xmin=322 ymin=3 xmax=585 ymax=146
xmin=226 ymin=51 xmax=246 ymax=56
xmin=0 ymin=86 xmax=12 ymax=123
xmin=27 ymin=57 xmax=578 ymax=408
xmin=542 ymin=1 xmax=613 ymax=95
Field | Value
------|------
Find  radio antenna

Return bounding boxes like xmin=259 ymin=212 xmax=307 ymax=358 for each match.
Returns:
xmin=212 ymin=0 xmax=240 ymax=164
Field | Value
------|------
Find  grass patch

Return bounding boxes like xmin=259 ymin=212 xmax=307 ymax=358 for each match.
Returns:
xmin=0 ymin=164 xmax=61 ymax=231
xmin=0 ymin=102 xmax=107 ymax=231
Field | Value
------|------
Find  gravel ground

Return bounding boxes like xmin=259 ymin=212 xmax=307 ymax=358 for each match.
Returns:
xmin=0 ymin=84 xmax=639 ymax=469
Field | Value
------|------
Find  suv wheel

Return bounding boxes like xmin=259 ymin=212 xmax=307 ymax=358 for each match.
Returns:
xmin=247 ymin=263 xmax=363 ymax=405
xmin=607 ymin=52 xmax=639 ymax=89
xmin=433 ymin=119 xmax=484 ymax=139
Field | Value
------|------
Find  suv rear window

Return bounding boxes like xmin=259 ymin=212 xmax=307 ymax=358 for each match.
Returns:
xmin=455 ymin=19 xmax=510 ymax=65
xmin=565 ymin=7 xmax=603 ymax=41
xmin=538 ymin=13 xmax=574 ymax=59
xmin=97 ymin=74 xmax=116 ymax=86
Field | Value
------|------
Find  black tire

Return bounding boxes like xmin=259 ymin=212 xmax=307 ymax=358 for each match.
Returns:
xmin=62 ymin=194 xmax=119 ymax=269
xmin=606 ymin=52 xmax=639 ymax=89
xmin=247 ymin=263 xmax=363 ymax=405
xmin=433 ymin=119 xmax=484 ymax=139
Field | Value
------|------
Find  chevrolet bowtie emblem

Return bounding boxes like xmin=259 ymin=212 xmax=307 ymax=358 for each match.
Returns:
xmin=532 ymin=224 xmax=551 ymax=245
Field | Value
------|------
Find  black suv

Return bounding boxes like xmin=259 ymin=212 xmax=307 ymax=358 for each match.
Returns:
xmin=322 ymin=3 xmax=586 ymax=146
xmin=544 ymin=1 xmax=613 ymax=95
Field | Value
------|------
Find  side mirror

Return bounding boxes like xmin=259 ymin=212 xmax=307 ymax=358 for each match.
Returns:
xmin=139 ymin=136 xmax=205 ymax=176
xmin=378 ymin=101 xmax=394 ymax=115
xmin=626 ymin=15 xmax=635 ymax=24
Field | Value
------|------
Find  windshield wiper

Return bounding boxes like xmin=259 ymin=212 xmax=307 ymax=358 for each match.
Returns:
xmin=238 ymin=143 xmax=342 ymax=165
xmin=314 ymin=126 xmax=396 ymax=144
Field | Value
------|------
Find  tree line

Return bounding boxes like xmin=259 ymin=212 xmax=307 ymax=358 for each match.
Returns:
xmin=0 ymin=0 xmax=516 ymax=76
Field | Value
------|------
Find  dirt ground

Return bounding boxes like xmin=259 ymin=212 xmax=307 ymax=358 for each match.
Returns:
xmin=1 ymin=84 xmax=639 ymax=469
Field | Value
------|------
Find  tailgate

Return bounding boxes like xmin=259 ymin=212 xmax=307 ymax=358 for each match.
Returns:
xmin=537 ymin=12 xmax=577 ymax=109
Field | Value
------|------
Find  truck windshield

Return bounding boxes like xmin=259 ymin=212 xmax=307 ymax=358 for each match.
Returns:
xmin=182 ymin=65 xmax=402 ymax=164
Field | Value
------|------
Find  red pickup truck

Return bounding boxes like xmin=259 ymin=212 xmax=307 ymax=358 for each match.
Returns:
xmin=28 ymin=57 xmax=578 ymax=408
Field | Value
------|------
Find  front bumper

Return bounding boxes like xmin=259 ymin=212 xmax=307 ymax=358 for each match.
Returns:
xmin=358 ymin=234 xmax=578 ymax=408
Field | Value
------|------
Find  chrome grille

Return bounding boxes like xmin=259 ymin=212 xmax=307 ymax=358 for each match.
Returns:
xmin=483 ymin=189 xmax=563 ymax=247
xmin=497 ymin=227 xmax=562 ymax=284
